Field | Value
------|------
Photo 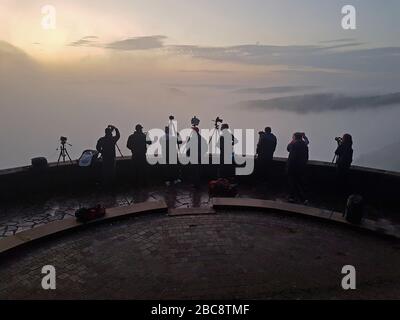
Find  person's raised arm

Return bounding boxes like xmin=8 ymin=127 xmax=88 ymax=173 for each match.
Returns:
xmin=114 ymin=127 xmax=120 ymax=142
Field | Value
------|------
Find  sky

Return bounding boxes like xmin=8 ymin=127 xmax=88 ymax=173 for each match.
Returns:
xmin=2 ymin=0 xmax=400 ymax=61
xmin=1 ymin=0 xmax=400 ymax=170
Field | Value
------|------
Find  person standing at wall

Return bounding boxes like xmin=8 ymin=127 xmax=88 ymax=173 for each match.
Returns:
xmin=96 ymin=125 xmax=120 ymax=186
xmin=256 ymin=126 xmax=277 ymax=181
xmin=127 ymin=124 xmax=151 ymax=186
xmin=287 ymin=132 xmax=309 ymax=204
xmin=334 ymin=133 xmax=354 ymax=197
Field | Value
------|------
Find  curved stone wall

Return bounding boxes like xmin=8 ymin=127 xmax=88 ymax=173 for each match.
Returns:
xmin=0 ymin=157 xmax=399 ymax=210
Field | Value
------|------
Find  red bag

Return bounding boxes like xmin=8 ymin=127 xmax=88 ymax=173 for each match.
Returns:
xmin=75 ymin=205 xmax=106 ymax=222
xmin=208 ymin=178 xmax=237 ymax=197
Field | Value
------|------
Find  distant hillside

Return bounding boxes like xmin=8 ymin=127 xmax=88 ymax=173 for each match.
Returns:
xmin=356 ymin=141 xmax=400 ymax=172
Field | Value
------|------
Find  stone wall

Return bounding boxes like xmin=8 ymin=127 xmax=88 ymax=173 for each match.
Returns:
xmin=0 ymin=157 xmax=399 ymax=209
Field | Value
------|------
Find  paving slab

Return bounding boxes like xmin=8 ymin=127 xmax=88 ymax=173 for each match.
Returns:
xmin=168 ymin=208 xmax=216 ymax=217
xmin=212 ymin=197 xmax=400 ymax=239
xmin=0 ymin=201 xmax=168 ymax=255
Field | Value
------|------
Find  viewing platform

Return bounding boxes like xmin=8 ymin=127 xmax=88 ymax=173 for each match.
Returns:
xmin=0 ymin=158 xmax=399 ymax=299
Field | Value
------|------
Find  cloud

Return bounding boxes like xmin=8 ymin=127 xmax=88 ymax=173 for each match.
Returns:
xmin=0 ymin=41 xmax=36 ymax=69
xmin=82 ymin=36 xmax=98 ymax=40
xmin=65 ymin=35 xmax=400 ymax=74
xmin=106 ymin=35 xmax=167 ymax=50
xmin=167 ymin=42 xmax=400 ymax=73
xmin=319 ymin=38 xmax=357 ymax=44
xmin=66 ymin=35 xmax=400 ymax=73
xmin=178 ymin=69 xmax=233 ymax=74
xmin=243 ymin=92 xmax=400 ymax=113
xmin=69 ymin=36 xmax=99 ymax=47
xmin=69 ymin=35 xmax=167 ymax=50
xmin=234 ymin=86 xmax=318 ymax=94
xmin=167 ymin=87 xmax=186 ymax=96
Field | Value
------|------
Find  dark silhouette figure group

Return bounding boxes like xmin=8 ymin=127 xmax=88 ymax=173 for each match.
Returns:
xmin=95 ymin=121 xmax=354 ymax=204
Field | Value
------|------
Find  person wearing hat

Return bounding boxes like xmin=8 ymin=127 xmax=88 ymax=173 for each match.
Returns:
xmin=127 ymin=124 xmax=151 ymax=185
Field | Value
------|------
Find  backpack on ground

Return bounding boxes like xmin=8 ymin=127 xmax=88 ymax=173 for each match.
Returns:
xmin=75 ymin=205 xmax=106 ymax=222
xmin=344 ymin=194 xmax=364 ymax=224
xmin=208 ymin=178 xmax=238 ymax=197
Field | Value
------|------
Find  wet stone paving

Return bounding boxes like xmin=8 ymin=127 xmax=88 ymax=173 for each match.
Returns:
xmin=0 ymin=181 xmax=398 ymax=238
xmin=0 ymin=182 xmax=279 ymax=238
xmin=1 ymin=210 xmax=400 ymax=299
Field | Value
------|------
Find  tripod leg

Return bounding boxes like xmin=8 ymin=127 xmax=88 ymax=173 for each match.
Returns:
xmin=115 ymin=143 xmax=124 ymax=157
xmin=57 ymin=151 xmax=62 ymax=165
xmin=65 ymin=149 xmax=73 ymax=163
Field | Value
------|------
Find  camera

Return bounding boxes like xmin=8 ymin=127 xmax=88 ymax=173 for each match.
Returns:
xmin=169 ymin=115 xmax=175 ymax=120
xmin=60 ymin=136 xmax=68 ymax=144
xmin=335 ymin=136 xmax=343 ymax=144
xmin=191 ymin=116 xmax=200 ymax=127
xmin=214 ymin=117 xmax=223 ymax=124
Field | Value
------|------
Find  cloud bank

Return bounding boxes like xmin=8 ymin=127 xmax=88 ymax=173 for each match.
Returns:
xmin=69 ymin=35 xmax=167 ymax=50
xmin=65 ymin=34 xmax=400 ymax=74
xmin=244 ymin=92 xmax=400 ymax=113
xmin=234 ymin=86 xmax=318 ymax=94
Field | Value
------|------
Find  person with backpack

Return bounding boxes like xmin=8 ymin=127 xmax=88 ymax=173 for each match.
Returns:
xmin=287 ymin=132 xmax=309 ymax=204
xmin=96 ymin=125 xmax=120 ymax=185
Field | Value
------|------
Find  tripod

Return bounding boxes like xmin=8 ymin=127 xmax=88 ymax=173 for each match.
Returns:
xmin=115 ymin=143 xmax=124 ymax=157
xmin=168 ymin=119 xmax=183 ymax=151
xmin=57 ymin=141 xmax=73 ymax=165
xmin=208 ymin=123 xmax=221 ymax=154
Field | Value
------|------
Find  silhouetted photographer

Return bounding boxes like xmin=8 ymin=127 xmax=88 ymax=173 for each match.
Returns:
xmin=256 ymin=127 xmax=277 ymax=181
xmin=287 ymin=132 xmax=309 ymax=204
xmin=96 ymin=125 xmax=120 ymax=185
xmin=127 ymin=124 xmax=151 ymax=185
xmin=217 ymin=123 xmax=238 ymax=178
xmin=334 ymin=133 xmax=353 ymax=196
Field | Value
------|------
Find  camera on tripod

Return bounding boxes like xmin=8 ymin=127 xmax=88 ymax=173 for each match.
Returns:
xmin=191 ymin=116 xmax=200 ymax=127
xmin=212 ymin=116 xmax=223 ymax=129
xmin=57 ymin=136 xmax=72 ymax=164
xmin=213 ymin=117 xmax=223 ymax=124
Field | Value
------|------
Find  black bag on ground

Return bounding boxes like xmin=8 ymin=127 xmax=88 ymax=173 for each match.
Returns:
xmin=344 ymin=194 xmax=364 ymax=224
xmin=31 ymin=157 xmax=48 ymax=169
